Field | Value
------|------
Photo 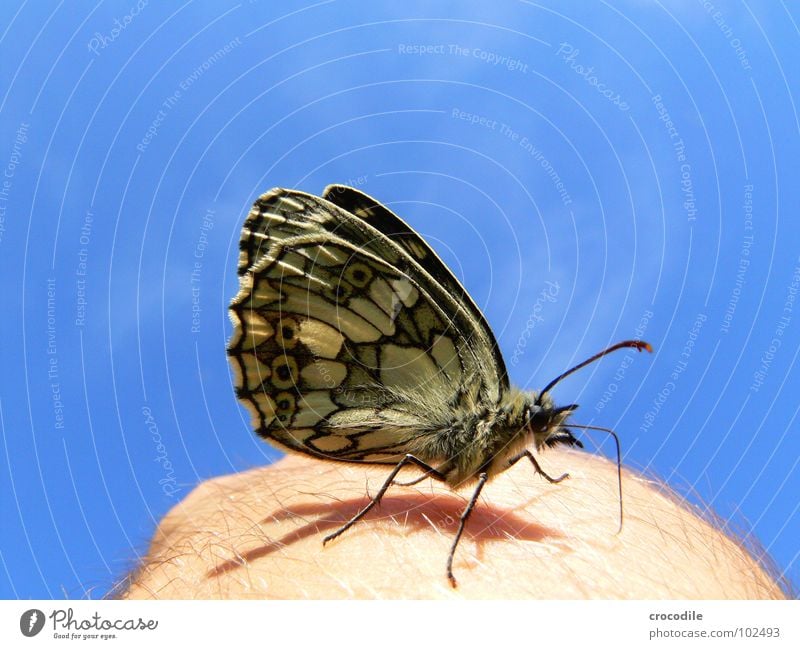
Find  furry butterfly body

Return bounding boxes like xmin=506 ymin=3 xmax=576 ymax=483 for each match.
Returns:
xmin=227 ymin=185 xmax=650 ymax=585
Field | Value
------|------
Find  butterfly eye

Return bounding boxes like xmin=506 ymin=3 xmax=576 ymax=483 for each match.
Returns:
xmin=345 ymin=262 xmax=373 ymax=288
xmin=271 ymin=356 xmax=299 ymax=389
xmin=527 ymin=410 xmax=552 ymax=433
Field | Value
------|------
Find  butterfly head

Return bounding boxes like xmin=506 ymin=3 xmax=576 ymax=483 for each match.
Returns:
xmin=486 ymin=390 xmax=582 ymax=475
xmin=512 ymin=339 xmax=653 ymax=453
xmin=521 ymin=393 xmax=583 ymax=451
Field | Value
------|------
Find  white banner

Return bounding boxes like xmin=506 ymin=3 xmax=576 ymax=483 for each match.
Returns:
xmin=1 ymin=600 xmax=797 ymax=648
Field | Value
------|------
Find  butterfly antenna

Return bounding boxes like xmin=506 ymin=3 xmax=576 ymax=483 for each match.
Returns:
xmin=564 ymin=423 xmax=625 ymax=534
xmin=539 ymin=340 xmax=652 ymax=399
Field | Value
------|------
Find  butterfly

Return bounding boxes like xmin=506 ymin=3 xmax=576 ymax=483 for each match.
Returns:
xmin=227 ymin=184 xmax=652 ymax=587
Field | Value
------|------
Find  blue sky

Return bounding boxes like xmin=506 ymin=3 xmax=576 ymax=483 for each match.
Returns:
xmin=1 ymin=1 xmax=798 ymax=598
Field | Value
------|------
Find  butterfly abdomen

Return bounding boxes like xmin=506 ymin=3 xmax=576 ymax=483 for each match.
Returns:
xmin=403 ymin=397 xmax=531 ymax=487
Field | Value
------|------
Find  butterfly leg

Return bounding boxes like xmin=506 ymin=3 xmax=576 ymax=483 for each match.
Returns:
xmin=323 ymin=454 xmax=446 ymax=545
xmin=508 ymin=450 xmax=570 ymax=483
xmin=392 ymin=473 xmax=434 ymax=487
xmin=447 ymin=472 xmax=488 ymax=588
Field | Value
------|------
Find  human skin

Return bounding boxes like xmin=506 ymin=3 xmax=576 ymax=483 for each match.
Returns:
xmin=120 ymin=450 xmax=786 ymax=599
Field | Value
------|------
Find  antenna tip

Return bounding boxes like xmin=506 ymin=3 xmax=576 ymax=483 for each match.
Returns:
xmin=640 ymin=341 xmax=653 ymax=353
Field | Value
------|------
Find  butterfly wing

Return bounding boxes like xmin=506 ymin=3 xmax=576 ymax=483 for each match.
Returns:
xmin=228 ymin=187 xmax=507 ymax=465
xmin=322 ymin=184 xmax=509 ymax=389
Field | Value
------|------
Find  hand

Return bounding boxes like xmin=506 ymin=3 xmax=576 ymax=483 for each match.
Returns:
xmin=120 ymin=450 xmax=786 ymax=599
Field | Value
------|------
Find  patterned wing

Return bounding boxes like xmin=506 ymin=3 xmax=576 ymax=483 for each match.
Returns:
xmin=322 ymin=184 xmax=509 ymax=389
xmin=228 ymin=187 xmax=505 ymax=464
